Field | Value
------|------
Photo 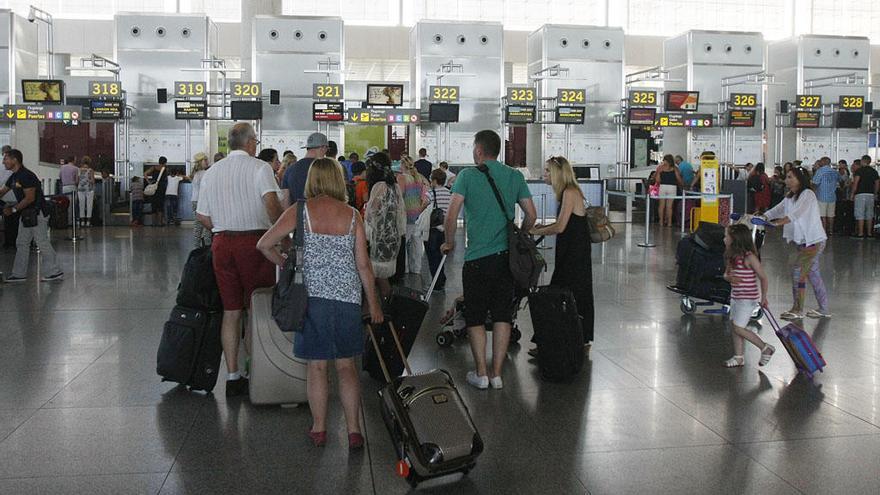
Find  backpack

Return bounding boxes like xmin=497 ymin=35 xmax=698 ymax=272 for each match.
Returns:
xmin=367 ymin=183 xmax=403 ymax=263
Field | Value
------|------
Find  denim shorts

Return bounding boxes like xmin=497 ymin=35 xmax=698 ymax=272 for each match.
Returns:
xmin=854 ymin=193 xmax=874 ymax=221
xmin=294 ymin=297 xmax=364 ymax=360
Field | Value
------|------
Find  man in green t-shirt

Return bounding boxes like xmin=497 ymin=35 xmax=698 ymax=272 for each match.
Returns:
xmin=442 ymin=130 xmax=536 ymax=390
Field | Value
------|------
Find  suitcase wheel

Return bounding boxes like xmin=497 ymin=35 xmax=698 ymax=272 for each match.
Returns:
xmin=436 ymin=331 xmax=455 ymax=347
xmin=680 ymin=297 xmax=696 ymax=314
xmin=750 ymin=306 xmax=764 ymax=321
xmin=452 ymin=327 xmax=467 ymax=338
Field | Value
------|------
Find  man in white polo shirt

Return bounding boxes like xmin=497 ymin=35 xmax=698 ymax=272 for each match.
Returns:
xmin=196 ymin=123 xmax=283 ymax=397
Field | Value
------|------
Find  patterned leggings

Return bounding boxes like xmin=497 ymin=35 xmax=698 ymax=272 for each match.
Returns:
xmin=789 ymin=242 xmax=828 ymax=312
xmin=192 ymin=202 xmax=213 ymax=248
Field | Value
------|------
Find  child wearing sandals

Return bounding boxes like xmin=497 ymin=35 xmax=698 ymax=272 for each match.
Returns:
xmin=722 ymin=224 xmax=776 ymax=368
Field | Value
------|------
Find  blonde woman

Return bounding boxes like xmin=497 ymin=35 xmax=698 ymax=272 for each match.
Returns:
xmin=258 ymin=157 xmax=383 ymax=450
xmin=190 ymin=152 xmax=212 ymax=247
xmin=396 ymin=155 xmax=429 ymax=273
xmin=531 ymin=156 xmax=595 ymax=347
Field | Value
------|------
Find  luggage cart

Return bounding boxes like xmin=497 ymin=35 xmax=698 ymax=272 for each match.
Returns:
xmin=435 ymin=297 xmax=524 ymax=347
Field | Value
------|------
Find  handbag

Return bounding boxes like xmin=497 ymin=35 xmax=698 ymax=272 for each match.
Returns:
xmin=144 ymin=167 xmax=165 ymax=197
xmin=648 ymin=183 xmax=660 ymax=198
xmin=477 ymin=164 xmax=544 ymax=292
xmin=429 ymin=187 xmax=445 ymax=228
xmin=20 ymin=206 xmax=39 ymax=228
xmin=584 ymin=202 xmax=615 ymax=243
xmin=271 ymin=201 xmax=308 ymax=333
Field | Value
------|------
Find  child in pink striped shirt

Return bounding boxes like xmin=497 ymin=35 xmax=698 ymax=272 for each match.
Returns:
xmin=722 ymin=224 xmax=775 ymax=368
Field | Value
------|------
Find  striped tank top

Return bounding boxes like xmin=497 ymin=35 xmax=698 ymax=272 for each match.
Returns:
xmin=730 ymin=255 xmax=760 ymax=300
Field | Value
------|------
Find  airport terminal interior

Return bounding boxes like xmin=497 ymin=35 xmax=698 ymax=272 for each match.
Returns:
xmin=1 ymin=1 xmax=880 ymax=493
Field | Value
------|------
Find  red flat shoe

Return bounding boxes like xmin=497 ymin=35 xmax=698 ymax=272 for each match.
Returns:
xmin=308 ymin=430 xmax=327 ymax=447
xmin=348 ymin=432 xmax=364 ymax=450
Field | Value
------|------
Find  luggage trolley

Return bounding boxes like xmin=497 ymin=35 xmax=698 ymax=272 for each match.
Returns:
xmin=667 ymin=216 xmax=767 ymax=320
xmin=435 ymin=297 xmax=524 ymax=347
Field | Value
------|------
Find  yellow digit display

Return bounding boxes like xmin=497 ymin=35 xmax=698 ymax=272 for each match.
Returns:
xmin=175 ymin=81 xmax=206 ymax=97
xmin=232 ymin=82 xmax=262 ymax=98
xmin=629 ymin=90 xmax=657 ymax=106
xmin=797 ymin=94 xmax=821 ymax=109
xmin=312 ymin=83 xmax=343 ymax=100
xmin=89 ymin=81 xmax=121 ymax=97
xmin=557 ymin=89 xmax=585 ymax=104
xmin=430 ymin=86 xmax=459 ymax=102
xmin=839 ymin=95 xmax=864 ymax=110
xmin=731 ymin=93 xmax=757 ymax=108
xmin=507 ymin=87 xmax=535 ymax=103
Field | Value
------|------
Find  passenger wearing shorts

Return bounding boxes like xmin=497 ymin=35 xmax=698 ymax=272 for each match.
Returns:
xmin=850 ymin=160 xmax=878 ymax=239
xmin=196 ymin=123 xmax=283 ymax=397
xmin=655 ymin=154 xmax=683 ymax=227
xmin=441 ymin=130 xmax=536 ymax=390
xmin=811 ymin=157 xmax=837 ymax=233
xmin=722 ymin=224 xmax=774 ymax=368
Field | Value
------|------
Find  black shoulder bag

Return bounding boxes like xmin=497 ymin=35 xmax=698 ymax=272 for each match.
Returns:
xmin=429 ymin=187 xmax=445 ymax=228
xmin=476 ymin=164 xmax=544 ymax=292
xmin=271 ymin=201 xmax=308 ymax=333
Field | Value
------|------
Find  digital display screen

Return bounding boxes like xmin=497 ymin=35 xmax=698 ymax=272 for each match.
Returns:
xmin=89 ymin=100 xmax=124 ymax=120
xmin=174 ymin=100 xmax=208 ymax=120
xmin=796 ymin=94 xmax=821 ymax=109
xmin=627 ymin=107 xmax=656 ymax=125
xmin=628 ymin=90 xmax=657 ymax=107
xmin=428 ymin=103 xmax=459 ymax=123
xmin=839 ymin=95 xmax=864 ymax=110
xmin=504 ymin=105 xmax=536 ymax=124
xmin=730 ymin=93 xmax=758 ymax=108
xmin=22 ymin=80 xmax=64 ymax=103
xmin=312 ymin=102 xmax=344 ymax=122
xmin=834 ymin=111 xmax=862 ymax=129
xmin=664 ymin=91 xmax=699 ymax=112
xmin=366 ymin=84 xmax=403 ymax=106
xmin=555 ymin=106 xmax=585 ymax=124
xmin=793 ymin=111 xmax=820 ymax=128
xmin=728 ymin=109 xmax=756 ymax=127
xmin=230 ymin=82 xmax=262 ymax=98
xmin=656 ymin=113 xmax=713 ymax=127
xmin=231 ymin=101 xmax=263 ymax=120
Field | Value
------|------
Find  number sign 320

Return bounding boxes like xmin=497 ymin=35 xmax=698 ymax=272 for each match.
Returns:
xmin=232 ymin=82 xmax=262 ymax=98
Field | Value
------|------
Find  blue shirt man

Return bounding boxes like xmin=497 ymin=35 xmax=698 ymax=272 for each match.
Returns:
xmin=812 ymin=161 xmax=839 ymax=204
xmin=675 ymin=155 xmax=695 ymax=189
xmin=280 ymin=132 xmax=328 ymax=203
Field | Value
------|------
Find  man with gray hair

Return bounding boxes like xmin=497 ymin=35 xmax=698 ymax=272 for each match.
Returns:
xmin=281 ymin=132 xmax=328 ymax=205
xmin=196 ymin=123 xmax=283 ymax=397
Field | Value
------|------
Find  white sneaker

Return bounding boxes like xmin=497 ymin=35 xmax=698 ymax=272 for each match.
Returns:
xmin=490 ymin=376 xmax=503 ymax=389
xmin=466 ymin=371 xmax=489 ymax=390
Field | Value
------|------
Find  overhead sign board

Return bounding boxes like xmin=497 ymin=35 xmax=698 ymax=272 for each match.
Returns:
xmin=312 ymin=83 xmax=343 ymax=101
xmin=506 ymin=86 xmax=536 ymax=104
xmin=230 ymin=82 xmax=262 ymax=98
xmin=429 ymin=85 xmax=460 ymax=103
xmin=313 ymin=102 xmax=344 ymax=122
xmin=656 ymin=113 xmax=714 ymax=128
xmin=729 ymin=93 xmax=758 ymax=108
xmin=628 ymin=90 xmax=658 ymax=107
xmin=504 ymin=105 xmax=536 ymax=124
xmin=89 ymin=100 xmax=124 ymax=120
xmin=174 ymin=81 xmax=206 ymax=98
xmin=796 ymin=94 xmax=821 ymax=109
xmin=555 ymin=106 xmax=585 ymax=124
xmin=174 ymin=100 xmax=208 ymax=120
xmin=89 ymin=80 xmax=122 ymax=99
xmin=838 ymin=95 xmax=864 ymax=111
xmin=557 ymin=88 xmax=586 ymax=105
xmin=1 ymin=104 xmax=81 ymax=122
xmin=346 ymin=108 xmax=420 ymax=125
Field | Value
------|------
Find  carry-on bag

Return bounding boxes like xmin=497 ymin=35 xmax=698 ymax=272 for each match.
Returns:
xmin=366 ymin=319 xmax=483 ymax=488
xmin=176 ymin=246 xmax=222 ymax=312
xmin=156 ymin=306 xmax=223 ymax=391
xmin=364 ymin=255 xmax=446 ymax=381
xmin=765 ymin=309 xmax=826 ymax=379
xmin=528 ymin=286 xmax=584 ymax=381
xmin=693 ymin=221 xmax=725 ymax=252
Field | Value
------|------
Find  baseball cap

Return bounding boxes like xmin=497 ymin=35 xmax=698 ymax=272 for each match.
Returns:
xmin=302 ymin=132 xmax=328 ymax=149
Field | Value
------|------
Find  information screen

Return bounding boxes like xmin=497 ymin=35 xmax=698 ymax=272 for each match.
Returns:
xmin=504 ymin=105 xmax=536 ymax=124
xmin=728 ymin=109 xmax=756 ymax=127
xmin=312 ymin=102 xmax=344 ymax=122
xmin=231 ymin=101 xmax=263 ymax=120
xmin=838 ymin=95 xmax=864 ymax=111
xmin=796 ymin=94 xmax=821 ymax=109
xmin=656 ymin=113 xmax=713 ymax=127
xmin=793 ymin=111 xmax=821 ymax=128
xmin=834 ymin=111 xmax=862 ymax=129
xmin=628 ymin=90 xmax=657 ymax=107
xmin=627 ymin=107 xmax=656 ymax=125
xmin=174 ymin=100 xmax=208 ymax=120
xmin=22 ymin=80 xmax=64 ymax=103
xmin=729 ymin=93 xmax=758 ymax=108
xmin=555 ymin=106 xmax=585 ymax=124
xmin=664 ymin=91 xmax=699 ymax=112
xmin=428 ymin=103 xmax=460 ymax=122
xmin=366 ymin=84 xmax=403 ymax=106
xmin=89 ymin=100 xmax=124 ymax=120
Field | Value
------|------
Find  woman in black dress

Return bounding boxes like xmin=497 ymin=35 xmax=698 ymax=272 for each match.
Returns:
xmin=530 ymin=156 xmax=595 ymax=348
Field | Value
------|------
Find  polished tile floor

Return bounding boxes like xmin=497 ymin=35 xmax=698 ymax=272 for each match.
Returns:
xmin=1 ymin=224 xmax=879 ymax=494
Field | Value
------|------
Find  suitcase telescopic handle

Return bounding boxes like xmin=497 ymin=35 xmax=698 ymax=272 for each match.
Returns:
xmin=763 ymin=307 xmax=782 ymax=332
xmin=422 ymin=254 xmax=447 ymax=301
xmin=364 ymin=318 xmax=413 ymax=384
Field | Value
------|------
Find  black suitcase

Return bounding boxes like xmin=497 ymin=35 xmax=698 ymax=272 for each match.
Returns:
xmin=693 ymin=221 xmax=725 ymax=252
xmin=834 ymin=200 xmax=854 ymax=235
xmin=176 ymin=246 xmax=222 ymax=312
xmin=156 ymin=306 xmax=223 ymax=392
xmin=528 ymin=286 xmax=584 ymax=381
xmin=674 ymin=237 xmax=730 ymax=303
xmin=366 ymin=321 xmax=482 ymax=488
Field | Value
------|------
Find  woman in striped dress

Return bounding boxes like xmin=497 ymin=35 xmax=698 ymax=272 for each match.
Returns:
xmin=722 ymin=224 xmax=775 ymax=368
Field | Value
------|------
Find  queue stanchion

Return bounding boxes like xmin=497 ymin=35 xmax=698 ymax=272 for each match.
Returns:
xmin=538 ymin=193 xmax=551 ymax=250
xmin=637 ymin=193 xmax=655 ymax=248
xmin=680 ymin=191 xmax=687 ymax=234
xmin=65 ymin=189 xmax=83 ymax=242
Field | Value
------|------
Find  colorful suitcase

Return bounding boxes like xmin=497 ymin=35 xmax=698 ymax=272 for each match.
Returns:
xmin=766 ymin=310 xmax=826 ymax=379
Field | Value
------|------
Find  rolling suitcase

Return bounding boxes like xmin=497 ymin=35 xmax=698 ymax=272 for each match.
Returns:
xmin=247 ymin=287 xmax=308 ymax=405
xmin=364 ymin=255 xmax=446 ymax=381
xmin=156 ymin=306 xmax=223 ymax=392
xmin=766 ymin=309 xmax=826 ymax=379
xmin=528 ymin=286 xmax=584 ymax=381
xmin=366 ymin=320 xmax=483 ymax=488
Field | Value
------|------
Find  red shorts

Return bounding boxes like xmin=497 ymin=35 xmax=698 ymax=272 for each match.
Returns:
xmin=211 ymin=232 xmax=275 ymax=311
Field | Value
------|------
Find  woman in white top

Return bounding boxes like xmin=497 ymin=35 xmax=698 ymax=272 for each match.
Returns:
xmin=190 ymin=152 xmax=212 ymax=247
xmin=764 ymin=166 xmax=830 ymax=320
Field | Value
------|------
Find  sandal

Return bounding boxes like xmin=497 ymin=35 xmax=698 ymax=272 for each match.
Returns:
xmin=759 ymin=344 xmax=775 ymax=366
xmin=780 ymin=311 xmax=804 ymax=320
xmin=806 ymin=309 xmax=832 ymax=319
xmin=723 ymin=356 xmax=744 ymax=368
